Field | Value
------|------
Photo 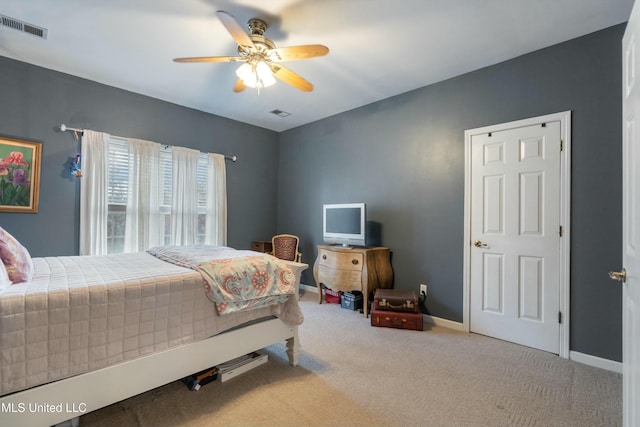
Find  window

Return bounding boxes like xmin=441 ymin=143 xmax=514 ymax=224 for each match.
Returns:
xmin=79 ymin=130 xmax=226 ymax=256
xmin=106 ymin=138 xmax=128 ymax=254
xmin=106 ymin=137 xmax=215 ymax=254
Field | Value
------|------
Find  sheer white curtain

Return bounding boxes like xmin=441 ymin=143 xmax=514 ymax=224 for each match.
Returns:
xmin=124 ymin=138 xmax=163 ymax=253
xmin=79 ymin=130 xmax=111 ymax=255
xmin=170 ymin=146 xmax=200 ymax=245
xmin=205 ymin=153 xmax=227 ymax=245
xmin=79 ymin=130 xmax=228 ymax=253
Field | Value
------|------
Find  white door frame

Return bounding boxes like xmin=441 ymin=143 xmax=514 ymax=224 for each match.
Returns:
xmin=462 ymin=111 xmax=571 ymax=358
xmin=622 ymin=6 xmax=640 ymax=423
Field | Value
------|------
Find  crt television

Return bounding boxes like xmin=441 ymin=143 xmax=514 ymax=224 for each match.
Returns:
xmin=323 ymin=203 xmax=366 ymax=247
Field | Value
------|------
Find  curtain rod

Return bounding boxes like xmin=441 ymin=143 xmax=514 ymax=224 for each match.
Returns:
xmin=59 ymin=124 xmax=84 ymax=134
xmin=59 ymin=123 xmax=237 ymax=162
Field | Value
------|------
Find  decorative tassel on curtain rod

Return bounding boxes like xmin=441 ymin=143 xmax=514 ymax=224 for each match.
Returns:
xmin=58 ymin=124 xmax=237 ymax=162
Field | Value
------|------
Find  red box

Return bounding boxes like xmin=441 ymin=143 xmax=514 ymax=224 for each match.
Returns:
xmin=324 ymin=289 xmax=342 ymax=304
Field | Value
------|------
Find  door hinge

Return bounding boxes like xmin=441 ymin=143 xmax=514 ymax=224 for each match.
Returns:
xmin=560 ymin=140 xmax=564 ymax=151
xmin=558 ymin=312 xmax=562 ymax=324
xmin=559 ymin=226 xmax=563 ymax=237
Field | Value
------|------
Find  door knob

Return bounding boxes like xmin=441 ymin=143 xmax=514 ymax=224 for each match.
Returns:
xmin=609 ymin=268 xmax=627 ymax=283
xmin=474 ymin=240 xmax=489 ymax=248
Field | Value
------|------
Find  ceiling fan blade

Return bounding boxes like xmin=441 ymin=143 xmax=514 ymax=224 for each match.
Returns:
xmin=270 ymin=64 xmax=313 ymax=92
xmin=269 ymin=45 xmax=329 ymax=62
xmin=173 ymin=56 xmax=245 ymax=63
xmin=216 ymin=10 xmax=255 ymax=50
xmin=233 ymin=79 xmax=247 ymax=93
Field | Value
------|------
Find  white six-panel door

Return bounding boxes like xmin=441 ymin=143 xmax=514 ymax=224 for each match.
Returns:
xmin=622 ymin=4 xmax=640 ymax=425
xmin=468 ymin=121 xmax=562 ymax=354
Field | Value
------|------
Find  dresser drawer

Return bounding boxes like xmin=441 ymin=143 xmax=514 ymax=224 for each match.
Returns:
xmin=317 ymin=265 xmax=362 ymax=291
xmin=318 ymin=249 xmax=364 ymax=271
xmin=251 ymin=241 xmax=272 ymax=253
xmin=313 ymin=244 xmax=393 ymax=318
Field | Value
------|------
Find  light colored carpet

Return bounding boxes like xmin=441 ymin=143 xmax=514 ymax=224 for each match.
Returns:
xmin=80 ymin=292 xmax=622 ymax=427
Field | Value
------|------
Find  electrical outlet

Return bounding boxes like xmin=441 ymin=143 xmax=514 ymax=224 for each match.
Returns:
xmin=420 ymin=284 xmax=427 ymax=296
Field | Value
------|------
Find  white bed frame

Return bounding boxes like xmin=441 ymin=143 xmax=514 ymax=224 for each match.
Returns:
xmin=0 ymin=261 xmax=308 ymax=427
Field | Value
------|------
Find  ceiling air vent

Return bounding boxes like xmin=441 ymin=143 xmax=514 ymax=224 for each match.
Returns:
xmin=0 ymin=14 xmax=48 ymax=39
xmin=270 ymin=109 xmax=291 ymax=118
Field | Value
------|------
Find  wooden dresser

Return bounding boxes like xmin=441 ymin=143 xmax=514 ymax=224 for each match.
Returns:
xmin=313 ymin=244 xmax=393 ymax=317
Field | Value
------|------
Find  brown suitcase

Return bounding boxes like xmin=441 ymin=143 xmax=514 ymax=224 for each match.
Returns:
xmin=373 ymin=289 xmax=419 ymax=313
xmin=370 ymin=308 xmax=423 ymax=331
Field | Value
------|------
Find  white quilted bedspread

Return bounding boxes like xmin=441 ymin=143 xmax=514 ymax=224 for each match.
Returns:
xmin=0 ymin=252 xmax=288 ymax=396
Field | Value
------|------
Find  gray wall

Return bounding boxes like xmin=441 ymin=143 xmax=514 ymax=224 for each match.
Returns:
xmin=278 ymin=24 xmax=624 ymax=362
xmin=0 ymin=24 xmax=625 ymax=362
xmin=0 ymin=56 xmax=280 ymax=256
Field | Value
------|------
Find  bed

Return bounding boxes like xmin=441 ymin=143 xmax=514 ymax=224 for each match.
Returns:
xmin=0 ymin=237 xmax=308 ymax=427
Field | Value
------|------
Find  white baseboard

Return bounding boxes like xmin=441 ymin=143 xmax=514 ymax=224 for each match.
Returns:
xmin=302 ymin=285 xmax=466 ymax=332
xmin=423 ymin=314 xmax=466 ymax=332
xmin=423 ymin=316 xmax=623 ymax=374
xmin=426 ymin=316 xmax=624 ymax=375
xmin=569 ymin=351 xmax=622 ymax=374
xmin=300 ymin=283 xmax=318 ymax=293
xmin=303 ymin=284 xmax=621 ymax=374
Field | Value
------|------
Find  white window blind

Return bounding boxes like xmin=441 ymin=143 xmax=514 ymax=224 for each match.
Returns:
xmin=106 ymin=138 xmax=128 ymax=253
xmin=196 ymin=154 xmax=208 ymax=243
xmin=107 ymin=138 xmax=129 ymax=206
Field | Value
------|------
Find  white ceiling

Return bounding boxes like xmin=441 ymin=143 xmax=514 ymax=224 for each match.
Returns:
xmin=0 ymin=0 xmax=634 ymax=132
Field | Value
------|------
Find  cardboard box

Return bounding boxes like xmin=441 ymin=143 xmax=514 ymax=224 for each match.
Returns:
xmin=217 ymin=351 xmax=268 ymax=382
xmin=324 ymin=288 xmax=342 ymax=304
xmin=182 ymin=367 xmax=218 ymax=391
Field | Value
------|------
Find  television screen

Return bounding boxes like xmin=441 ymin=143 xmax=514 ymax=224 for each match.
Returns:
xmin=325 ymin=207 xmax=361 ymax=234
xmin=323 ymin=203 xmax=366 ymax=247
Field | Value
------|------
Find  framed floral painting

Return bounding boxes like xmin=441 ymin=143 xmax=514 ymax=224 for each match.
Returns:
xmin=0 ymin=137 xmax=41 ymax=213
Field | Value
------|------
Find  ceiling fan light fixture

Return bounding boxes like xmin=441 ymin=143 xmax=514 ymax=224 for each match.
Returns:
xmin=236 ymin=60 xmax=276 ymax=90
xmin=174 ymin=11 xmax=327 ymax=92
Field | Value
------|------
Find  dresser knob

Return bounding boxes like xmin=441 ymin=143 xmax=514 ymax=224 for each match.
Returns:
xmin=322 ymin=255 xmax=327 ymax=260
xmin=352 ymin=259 xmax=358 ymax=265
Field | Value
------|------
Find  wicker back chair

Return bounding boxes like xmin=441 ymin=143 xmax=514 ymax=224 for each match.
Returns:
xmin=270 ymin=234 xmax=302 ymax=262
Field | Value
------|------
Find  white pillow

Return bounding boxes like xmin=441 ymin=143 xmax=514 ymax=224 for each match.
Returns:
xmin=0 ymin=261 xmax=11 ymax=290
xmin=0 ymin=226 xmax=34 ymax=283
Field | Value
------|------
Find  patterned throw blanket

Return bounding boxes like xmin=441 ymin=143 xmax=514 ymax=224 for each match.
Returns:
xmin=147 ymin=245 xmax=297 ymax=316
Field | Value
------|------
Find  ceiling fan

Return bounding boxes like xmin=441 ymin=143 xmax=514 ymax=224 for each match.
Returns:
xmin=173 ymin=10 xmax=329 ymax=93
